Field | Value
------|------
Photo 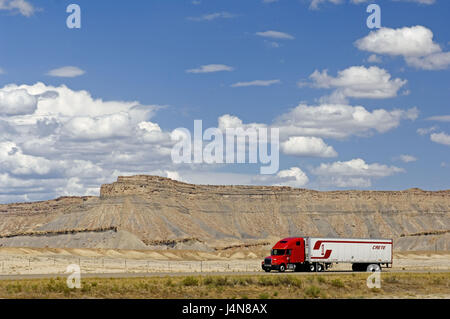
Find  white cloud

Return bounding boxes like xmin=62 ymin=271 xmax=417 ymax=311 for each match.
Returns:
xmin=46 ymin=66 xmax=86 ymax=78
xmin=388 ymin=0 xmax=435 ymax=4
xmin=307 ymin=66 xmax=407 ymax=101
xmin=355 ymin=26 xmax=441 ymax=57
xmin=0 ymin=0 xmax=35 ymax=17
xmin=253 ymin=167 xmax=309 ymax=188
xmin=255 ymin=30 xmax=295 ymax=40
xmin=405 ymin=52 xmax=450 ymax=70
xmin=367 ymin=54 xmax=382 ymax=64
xmin=63 ymin=112 xmax=135 ymax=140
xmin=281 ymin=136 xmax=338 ymax=158
xmin=355 ymin=26 xmax=450 ymax=70
xmin=2 ymin=83 xmax=158 ymax=119
xmin=231 ymin=79 xmax=281 ymax=87
xmin=186 ymin=64 xmax=234 ymax=74
xmin=417 ymin=126 xmax=438 ymax=135
xmin=312 ymin=158 xmax=404 ymax=188
xmin=218 ymin=114 xmax=266 ymax=131
xmin=430 ymin=132 xmax=450 ymax=146
xmin=427 ymin=115 xmax=450 ymax=122
xmin=0 ymin=82 xmax=176 ymax=202
xmin=0 ymin=141 xmax=54 ymax=176
xmin=310 ymin=0 xmax=434 ymax=10
xmin=398 ymin=154 xmax=417 ymax=163
xmin=187 ymin=12 xmax=236 ymax=21
xmin=309 ymin=0 xmax=343 ymax=10
xmin=275 ymin=167 xmax=309 ymax=187
xmin=0 ymin=88 xmax=37 ymax=116
xmin=274 ymin=103 xmax=418 ymax=139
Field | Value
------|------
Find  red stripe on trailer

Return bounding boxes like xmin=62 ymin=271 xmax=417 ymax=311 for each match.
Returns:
xmin=313 ymin=240 xmax=392 ymax=250
xmin=310 ymin=249 xmax=332 ymax=259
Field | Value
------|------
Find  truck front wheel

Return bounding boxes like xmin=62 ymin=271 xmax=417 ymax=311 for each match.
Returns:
xmin=279 ymin=264 xmax=286 ymax=272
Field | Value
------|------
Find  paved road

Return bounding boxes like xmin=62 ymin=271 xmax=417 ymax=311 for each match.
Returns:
xmin=0 ymin=269 xmax=448 ymax=280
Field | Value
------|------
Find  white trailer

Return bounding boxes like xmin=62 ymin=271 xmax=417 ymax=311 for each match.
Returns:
xmin=306 ymin=237 xmax=393 ymax=271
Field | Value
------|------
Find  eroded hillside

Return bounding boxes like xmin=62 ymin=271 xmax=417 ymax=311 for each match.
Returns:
xmin=0 ymin=175 xmax=449 ymax=251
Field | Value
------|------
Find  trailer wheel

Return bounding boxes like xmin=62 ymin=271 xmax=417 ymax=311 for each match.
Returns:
xmin=309 ymin=263 xmax=315 ymax=272
xmin=367 ymin=264 xmax=381 ymax=272
xmin=279 ymin=264 xmax=286 ymax=272
xmin=316 ymin=263 xmax=323 ymax=272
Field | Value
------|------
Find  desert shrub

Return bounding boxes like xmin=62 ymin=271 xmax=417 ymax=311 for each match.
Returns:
xmin=331 ymin=279 xmax=345 ymax=288
xmin=384 ymin=276 xmax=399 ymax=284
xmin=316 ymin=276 xmax=326 ymax=284
xmin=305 ymin=285 xmax=321 ymax=298
xmin=181 ymin=276 xmax=199 ymax=287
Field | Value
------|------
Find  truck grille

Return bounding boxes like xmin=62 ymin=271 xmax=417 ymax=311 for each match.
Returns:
xmin=264 ymin=258 xmax=271 ymax=265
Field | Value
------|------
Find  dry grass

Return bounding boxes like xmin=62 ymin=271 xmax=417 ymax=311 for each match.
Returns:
xmin=0 ymin=273 xmax=448 ymax=299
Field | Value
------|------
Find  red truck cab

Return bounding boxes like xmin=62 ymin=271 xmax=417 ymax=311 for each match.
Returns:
xmin=261 ymin=237 xmax=305 ymax=272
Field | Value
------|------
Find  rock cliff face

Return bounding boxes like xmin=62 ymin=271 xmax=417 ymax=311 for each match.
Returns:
xmin=0 ymin=175 xmax=449 ymax=251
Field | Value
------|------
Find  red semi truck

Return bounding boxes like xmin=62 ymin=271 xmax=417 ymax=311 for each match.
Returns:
xmin=262 ymin=237 xmax=393 ymax=272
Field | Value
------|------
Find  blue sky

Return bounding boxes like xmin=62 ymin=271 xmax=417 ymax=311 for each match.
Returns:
xmin=0 ymin=0 xmax=449 ymax=202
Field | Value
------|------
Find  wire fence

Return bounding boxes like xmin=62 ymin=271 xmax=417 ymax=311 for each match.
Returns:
xmin=0 ymin=255 xmax=262 ymax=275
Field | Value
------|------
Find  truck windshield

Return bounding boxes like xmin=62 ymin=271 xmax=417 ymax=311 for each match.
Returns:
xmin=271 ymin=249 xmax=285 ymax=256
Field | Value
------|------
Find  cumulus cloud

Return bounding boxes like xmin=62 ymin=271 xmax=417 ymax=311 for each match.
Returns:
xmin=255 ymin=30 xmax=295 ymax=40
xmin=46 ymin=66 xmax=86 ymax=78
xmin=430 ymin=132 xmax=450 ymax=146
xmin=281 ymin=136 xmax=338 ymax=158
xmin=0 ymin=141 xmax=54 ymax=176
xmin=406 ymin=52 xmax=450 ymax=70
xmin=0 ymin=83 xmax=175 ymax=202
xmin=306 ymin=66 xmax=407 ymax=102
xmin=63 ymin=112 xmax=135 ymax=140
xmin=274 ymin=103 xmax=418 ymax=139
xmin=253 ymin=167 xmax=309 ymax=188
xmin=186 ymin=64 xmax=234 ymax=74
xmin=275 ymin=167 xmax=309 ymax=187
xmin=355 ymin=26 xmax=450 ymax=70
xmin=0 ymin=0 xmax=35 ymax=17
xmin=0 ymin=89 xmax=37 ymax=116
xmin=231 ymin=79 xmax=281 ymax=87
xmin=312 ymin=158 xmax=404 ymax=187
xmin=218 ymin=114 xmax=266 ymax=131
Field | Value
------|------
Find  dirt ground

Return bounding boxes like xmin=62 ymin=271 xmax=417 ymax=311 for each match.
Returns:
xmin=0 ymin=247 xmax=448 ymax=276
